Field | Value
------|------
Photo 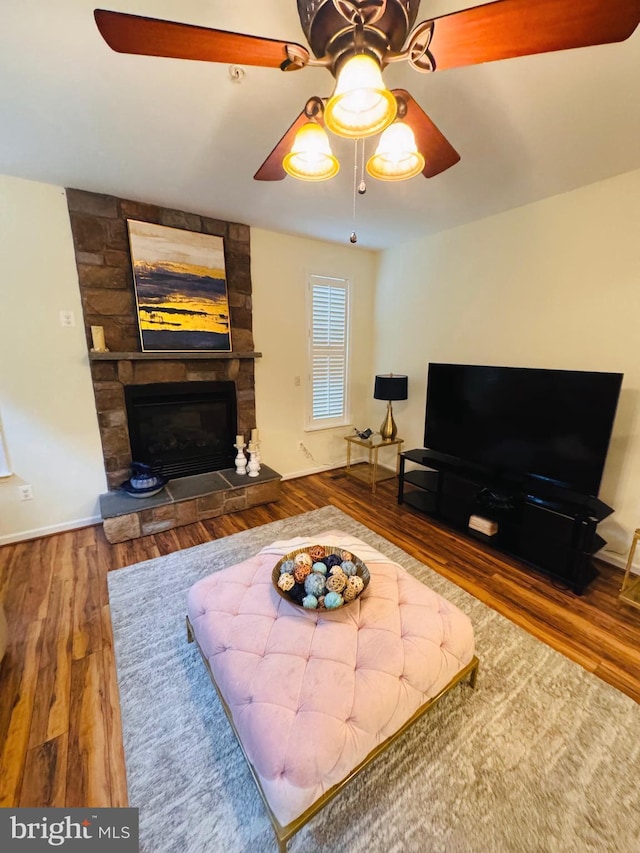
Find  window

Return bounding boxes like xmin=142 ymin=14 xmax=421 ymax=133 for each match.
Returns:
xmin=307 ymin=275 xmax=350 ymax=430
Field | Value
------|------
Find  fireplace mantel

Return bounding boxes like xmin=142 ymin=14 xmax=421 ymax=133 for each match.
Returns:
xmin=89 ymin=351 xmax=262 ymax=361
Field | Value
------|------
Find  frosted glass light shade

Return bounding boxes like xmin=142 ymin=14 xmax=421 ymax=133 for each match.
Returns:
xmin=283 ymin=122 xmax=340 ymax=181
xmin=324 ymin=54 xmax=397 ymax=139
xmin=366 ymin=121 xmax=425 ymax=180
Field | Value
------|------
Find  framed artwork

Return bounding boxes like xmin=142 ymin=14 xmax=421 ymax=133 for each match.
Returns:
xmin=127 ymin=220 xmax=232 ymax=352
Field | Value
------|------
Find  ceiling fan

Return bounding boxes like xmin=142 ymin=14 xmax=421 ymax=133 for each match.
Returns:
xmin=95 ymin=0 xmax=639 ymax=183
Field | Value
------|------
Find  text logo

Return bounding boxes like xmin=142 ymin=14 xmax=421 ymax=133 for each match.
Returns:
xmin=0 ymin=809 xmax=138 ymax=851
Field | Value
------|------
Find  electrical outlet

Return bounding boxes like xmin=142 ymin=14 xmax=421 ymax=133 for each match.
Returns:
xmin=294 ymin=375 xmax=301 ymax=387
xmin=59 ymin=310 xmax=75 ymax=327
xmin=18 ymin=484 xmax=33 ymax=501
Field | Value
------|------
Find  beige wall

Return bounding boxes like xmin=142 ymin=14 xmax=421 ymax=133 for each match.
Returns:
xmin=373 ymin=168 xmax=640 ymax=569
xmin=251 ymin=228 xmax=377 ymax=479
xmin=0 ymin=175 xmax=107 ymax=544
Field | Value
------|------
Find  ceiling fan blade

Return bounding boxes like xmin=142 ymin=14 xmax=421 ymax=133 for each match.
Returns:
xmin=428 ymin=0 xmax=640 ymax=71
xmin=392 ymin=90 xmax=460 ymax=178
xmin=94 ymin=9 xmax=306 ymax=68
xmin=254 ymin=110 xmax=310 ymax=181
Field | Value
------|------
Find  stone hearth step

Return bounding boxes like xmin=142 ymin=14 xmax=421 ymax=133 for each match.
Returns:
xmin=100 ymin=465 xmax=281 ymax=544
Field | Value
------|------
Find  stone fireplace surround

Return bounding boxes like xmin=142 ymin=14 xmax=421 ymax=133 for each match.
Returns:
xmin=66 ymin=189 xmax=281 ymax=542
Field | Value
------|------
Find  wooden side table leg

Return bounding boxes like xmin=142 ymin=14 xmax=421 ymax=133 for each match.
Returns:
xmin=371 ymin=445 xmax=378 ymax=495
xmin=621 ymin=530 xmax=640 ymax=594
xmin=346 ymin=440 xmax=352 ymax=475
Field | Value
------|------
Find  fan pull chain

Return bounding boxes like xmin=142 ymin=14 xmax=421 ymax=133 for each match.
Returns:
xmin=358 ymin=137 xmax=367 ymax=195
xmin=350 ymin=138 xmax=367 ymax=244
xmin=350 ymin=139 xmax=358 ymax=243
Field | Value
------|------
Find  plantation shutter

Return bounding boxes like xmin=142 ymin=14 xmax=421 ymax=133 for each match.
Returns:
xmin=308 ymin=276 xmax=349 ymax=428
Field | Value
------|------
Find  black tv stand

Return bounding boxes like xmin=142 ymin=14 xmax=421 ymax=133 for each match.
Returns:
xmin=398 ymin=449 xmax=613 ymax=595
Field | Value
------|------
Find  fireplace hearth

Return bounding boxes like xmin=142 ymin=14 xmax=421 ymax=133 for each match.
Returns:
xmin=124 ymin=381 xmax=237 ymax=479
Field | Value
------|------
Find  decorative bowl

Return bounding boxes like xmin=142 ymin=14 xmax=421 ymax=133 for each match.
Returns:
xmin=120 ymin=476 xmax=168 ymax=498
xmin=271 ymin=544 xmax=370 ymax=611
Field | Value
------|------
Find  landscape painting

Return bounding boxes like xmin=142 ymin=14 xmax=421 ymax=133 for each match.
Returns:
xmin=127 ymin=220 xmax=232 ymax=352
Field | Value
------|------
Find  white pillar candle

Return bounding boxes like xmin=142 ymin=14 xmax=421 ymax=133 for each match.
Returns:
xmin=235 ymin=434 xmax=244 ymax=446
xmin=251 ymin=428 xmax=259 ymax=442
xmin=91 ymin=325 xmax=106 ymax=351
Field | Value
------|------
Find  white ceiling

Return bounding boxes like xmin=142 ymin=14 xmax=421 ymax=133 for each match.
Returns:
xmin=1 ymin=1 xmax=638 ymax=249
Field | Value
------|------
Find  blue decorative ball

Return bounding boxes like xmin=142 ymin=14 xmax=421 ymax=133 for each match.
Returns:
xmin=324 ymin=591 xmax=344 ymax=609
xmin=312 ymin=561 xmax=327 ymax=575
xmin=304 ymin=572 xmax=326 ymax=597
xmin=302 ymin=595 xmax=318 ymax=609
xmin=325 ymin=554 xmax=341 ymax=569
xmin=280 ymin=560 xmax=296 ymax=575
xmin=341 ymin=560 xmax=357 ymax=576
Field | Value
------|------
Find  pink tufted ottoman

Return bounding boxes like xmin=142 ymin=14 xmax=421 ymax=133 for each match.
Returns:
xmin=186 ymin=531 xmax=477 ymax=851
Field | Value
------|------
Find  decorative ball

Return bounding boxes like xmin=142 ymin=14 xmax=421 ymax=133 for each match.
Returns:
xmin=326 ymin=571 xmax=347 ymax=593
xmin=329 ymin=565 xmax=344 ymax=576
xmin=294 ymin=564 xmax=311 ymax=584
xmin=295 ymin=552 xmax=313 ymax=568
xmin=309 ymin=545 xmax=326 ymax=561
xmin=325 ymin=554 xmax=341 ymax=569
xmin=324 ymin=591 xmax=344 ymax=609
xmin=277 ymin=573 xmax=295 ymax=592
xmin=303 ymin=595 xmax=318 ymax=610
xmin=312 ymin=561 xmax=328 ymax=575
xmin=317 ymin=596 xmax=325 ymax=609
xmin=343 ymin=584 xmax=357 ymax=602
xmin=279 ymin=560 xmax=295 ymax=575
xmin=288 ymin=583 xmax=307 ymax=605
xmin=341 ymin=550 xmax=354 ymax=562
xmin=347 ymin=575 xmax=364 ymax=595
xmin=341 ymin=560 xmax=357 ymax=577
xmin=304 ymin=572 xmax=326 ymax=597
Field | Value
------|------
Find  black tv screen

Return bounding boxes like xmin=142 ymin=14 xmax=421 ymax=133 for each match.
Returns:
xmin=424 ymin=364 xmax=623 ymax=496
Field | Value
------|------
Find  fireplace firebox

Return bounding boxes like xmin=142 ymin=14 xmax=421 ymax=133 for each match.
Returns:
xmin=124 ymin=381 xmax=237 ymax=479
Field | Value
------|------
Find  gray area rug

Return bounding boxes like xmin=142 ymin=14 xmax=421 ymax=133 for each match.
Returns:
xmin=107 ymin=506 xmax=640 ymax=853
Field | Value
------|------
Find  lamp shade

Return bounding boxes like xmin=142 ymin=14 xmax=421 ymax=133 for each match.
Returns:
xmin=374 ymin=374 xmax=408 ymax=401
xmin=283 ymin=122 xmax=340 ymax=181
xmin=324 ymin=54 xmax=397 ymax=139
xmin=366 ymin=121 xmax=425 ymax=181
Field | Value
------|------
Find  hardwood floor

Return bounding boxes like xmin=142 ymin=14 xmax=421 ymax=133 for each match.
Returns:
xmin=1 ymin=467 xmax=640 ymax=809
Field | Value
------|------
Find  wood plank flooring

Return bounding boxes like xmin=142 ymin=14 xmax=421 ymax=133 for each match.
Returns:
xmin=1 ymin=467 xmax=639 ymax=809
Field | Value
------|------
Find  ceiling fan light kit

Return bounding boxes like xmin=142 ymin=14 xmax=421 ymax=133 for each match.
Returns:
xmin=94 ymin=0 xmax=640 ymax=212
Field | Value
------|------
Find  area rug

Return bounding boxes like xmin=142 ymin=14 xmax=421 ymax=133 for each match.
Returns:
xmin=107 ymin=506 xmax=640 ymax=853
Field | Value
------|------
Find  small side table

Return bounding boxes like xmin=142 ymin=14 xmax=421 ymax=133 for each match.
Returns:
xmin=344 ymin=434 xmax=403 ymax=494
xmin=619 ymin=528 xmax=640 ymax=610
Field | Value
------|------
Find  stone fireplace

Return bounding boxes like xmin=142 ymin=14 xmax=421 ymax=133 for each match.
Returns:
xmin=65 ymin=189 xmax=281 ymax=542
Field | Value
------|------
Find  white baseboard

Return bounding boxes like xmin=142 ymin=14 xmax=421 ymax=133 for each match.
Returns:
xmin=282 ymin=463 xmax=342 ymax=480
xmin=0 ymin=515 xmax=102 ymax=546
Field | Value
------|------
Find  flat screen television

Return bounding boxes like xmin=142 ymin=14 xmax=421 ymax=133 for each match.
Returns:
xmin=424 ymin=364 xmax=623 ymax=497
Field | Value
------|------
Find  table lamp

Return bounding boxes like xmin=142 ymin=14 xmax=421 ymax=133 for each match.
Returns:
xmin=374 ymin=374 xmax=408 ymax=441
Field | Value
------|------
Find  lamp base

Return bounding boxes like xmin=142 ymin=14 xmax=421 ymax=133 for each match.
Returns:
xmin=379 ymin=401 xmax=397 ymax=441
